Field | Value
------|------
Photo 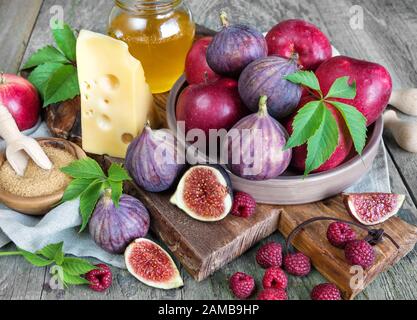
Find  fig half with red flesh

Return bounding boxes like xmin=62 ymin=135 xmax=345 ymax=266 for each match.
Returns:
xmin=343 ymin=193 xmax=406 ymax=226
xmin=170 ymin=165 xmax=233 ymax=222
xmin=125 ymin=238 xmax=183 ymax=290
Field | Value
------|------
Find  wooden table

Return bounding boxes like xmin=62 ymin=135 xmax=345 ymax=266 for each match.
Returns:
xmin=1 ymin=0 xmax=417 ymax=300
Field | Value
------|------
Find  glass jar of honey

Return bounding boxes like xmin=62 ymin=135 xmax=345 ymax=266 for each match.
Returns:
xmin=108 ymin=0 xmax=195 ymax=93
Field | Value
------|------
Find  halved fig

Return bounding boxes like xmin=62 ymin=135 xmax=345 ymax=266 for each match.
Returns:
xmin=125 ymin=238 xmax=183 ymax=290
xmin=343 ymin=193 xmax=406 ymax=226
xmin=170 ymin=165 xmax=233 ymax=222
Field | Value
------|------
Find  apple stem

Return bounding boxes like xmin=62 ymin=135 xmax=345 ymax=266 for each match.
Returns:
xmin=258 ymin=96 xmax=269 ymax=117
xmin=220 ymin=11 xmax=230 ymax=28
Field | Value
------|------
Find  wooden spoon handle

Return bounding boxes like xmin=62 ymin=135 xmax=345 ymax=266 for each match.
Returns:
xmin=389 ymin=89 xmax=417 ymax=116
xmin=0 ymin=104 xmax=24 ymax=143
xmin=384 ymin=110 xmax=417 ymax=153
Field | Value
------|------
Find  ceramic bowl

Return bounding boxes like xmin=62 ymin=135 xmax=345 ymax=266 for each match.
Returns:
xmin=167 ymin=75 xmax=384 ymax=205
xmin=0 ymin=138 xmax=86 ymax=215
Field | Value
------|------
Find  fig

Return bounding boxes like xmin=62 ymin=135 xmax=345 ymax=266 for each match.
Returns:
xmin=206 ymin=11 xmax=268 ymax=78
xmin=225 ymin=96 xmax=292 ymax=181
xmin=238 ymin=56 xmax=302 ymax=119
xmin=125 ymin=238 xmax=184 ymax=290
xmin=170 ymin=165 xmax=233 ymax=222
xmin=125 ymin=124 xmax=184 ymax=193
xmin=343 ymin=193 xmax=406 ymax=226
xmin=89 ymin=192 xmax=150 ymax=254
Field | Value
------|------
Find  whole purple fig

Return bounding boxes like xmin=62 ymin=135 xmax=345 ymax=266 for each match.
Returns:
xmin=206 ymin=11 xmax=268 ymax=78
xmin=125 ymin=124 xmax=184 ymax=193
xmin=225 ymin=96 xmax=292 ymax=181
xmin=89 ymin=192 xmax=150 ymax=254
xmin=238 ymin=55 xmax=302 ymax=119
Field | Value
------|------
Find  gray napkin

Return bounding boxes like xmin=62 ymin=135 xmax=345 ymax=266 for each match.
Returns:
xmin=0 ymin=123 xmax=390 ymax=269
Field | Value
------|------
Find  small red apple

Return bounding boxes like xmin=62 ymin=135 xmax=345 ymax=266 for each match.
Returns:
xmin=266 ymin=19 xmax=332 ymax=71
xmin=315 ymin=56 xmax=392 ymax=126
xmin=0 ymin=73 xmax=40 ymax=131
xmin=284 ymin=96 xmax=353 ymax=173
xmin=185 ymin=37 xmax=221 ymax=85
xmin=176 ymin=78 xmax=248 ymax=137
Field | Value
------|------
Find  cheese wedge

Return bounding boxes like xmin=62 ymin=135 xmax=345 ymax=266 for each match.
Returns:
xmin=76 ymin=30 xmax=154 ymax=158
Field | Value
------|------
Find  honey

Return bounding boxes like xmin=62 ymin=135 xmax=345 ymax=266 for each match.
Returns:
xmin=108 ymin=0 xmax=195 ymax=93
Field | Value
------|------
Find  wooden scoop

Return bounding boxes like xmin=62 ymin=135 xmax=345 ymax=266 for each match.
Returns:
xmin=390 ymin=89 xmax=417 ymax=116
xmin=0 ymin=104 xmax=52 ymax=176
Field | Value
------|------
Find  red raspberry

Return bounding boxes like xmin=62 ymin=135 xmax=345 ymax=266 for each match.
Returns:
xmin=311 ymin=283 xmax=342 ymax=300
xmin=345 ymin=240 xmax=375 ymax=269
xmin=231 ymin=192 xmax=257 ymax=218
xmin=327 ymin=222 xmax=357 ymax=248
xmin=229 ymin=272 xmax=256 ymax=299
xmin=283 ymin=253 xmax=311 ymax=277
xmin=85 ymin=264 xmax=112 ymax=292
xmin=256 ymin=242 xmax=283 ymax=268
xmin=262 ymin=267 xmax=288 ymax=290
xmin=258 ymin=288 xmax=288 ymax=300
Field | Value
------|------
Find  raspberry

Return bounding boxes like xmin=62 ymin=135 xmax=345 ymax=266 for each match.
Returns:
xmin=327 ymin=222 xmax=357 ymax=248
xmin=231 ymin=192 xmax=257 ymax=218
xmin=311 ymin=283 xmax=342 ymax=300
xmin=262 ymin=267 xmax=288 ymax=290
xmin=345 ymin=240 xmax=375 ymax=269
xmin=229 ymin=272 xmax=256 ymax=299
xmin=283 ymin=253 xmax=311 ymax=277
xmin=256 ymin=242 xmax=283 ymax=268
xmin=85 ymin=264 xmax=112 ymax=292
xmin=258 ymin=288 xmax=288 ymax=300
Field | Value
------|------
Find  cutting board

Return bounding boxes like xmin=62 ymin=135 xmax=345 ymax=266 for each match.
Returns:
xmin=43 ymin=25 xmax=417 ymax=300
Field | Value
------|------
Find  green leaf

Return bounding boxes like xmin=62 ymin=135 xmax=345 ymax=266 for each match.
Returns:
xmin=328 ymin=101 xmax=367 ymax=155
xmin=42 ymin=64 xmax=80 ymax=107
xmin=285 ymin=101 xmax=323 ymax=149
xmin=61 ymin=158 xmax=106 ymax=180
xmin=305 ymin=105 xmax=339 ymax=175
xmin=18 ymin=249 xmax=54 ymax=267
xmin=53 ymin=243 xmax=65 ymax=265
xmin=22 ymin=46 xmax=69 ymax=69
xmin=108 ymin=181 xmax=123 ymax=208
xmin=27 ymin=62 xmax=64 ymax=98
xmin=36 ymin=242 xmax=63 ymax=260
xmin=326 ymin=76 xmax=357 ymax=99
xmin=79 ymin=180 xmax=104 ymax=232
xmin=52 ymin=23 xmax=77 ymax=62
xmin=108 ymin=164 xmax=132 ymax=182
xmin=63 ymin=271 xmax=90 ymax=286
xmin=285 ymin=71 xmax=322 ymax=93
xmin=62 ymin=178 xmax=98 ymax=202
xmin=62 ymin=257 xmax=97 ymax=276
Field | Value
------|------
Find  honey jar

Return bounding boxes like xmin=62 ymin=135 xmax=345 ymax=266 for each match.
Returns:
xmin=108 ymin=0 xmax=196 ymax=93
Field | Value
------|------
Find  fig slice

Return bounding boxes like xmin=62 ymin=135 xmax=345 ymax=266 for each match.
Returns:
xmin=343 ymin=193 xmax=406 ymax=226
xmin=125 ymin=238 xmax=184 ymax=290
xmin=170 ymin=165 xmax=233 ymax=222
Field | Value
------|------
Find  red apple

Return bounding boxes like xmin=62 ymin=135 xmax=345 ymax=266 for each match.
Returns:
xmin=176 ymin=78 xmax=248 ymax=137
xmin=185 ymin=37 xmax=221 ymax=85
xmin=315 ymin=56 xmax=392 ymax=126
xmin=266 ymin=19 xmax=332 ymax=71
xmin=284 ymin=96 xmax=353 ymax=173
xmin=0 ymin=73 xmax=40 ymax=131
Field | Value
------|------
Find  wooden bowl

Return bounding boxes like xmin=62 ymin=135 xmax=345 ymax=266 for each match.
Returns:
xmin=0 ymin=138 xmax=87 ymax=215
xmin=167 ymin=75 xmax=384 ymax=205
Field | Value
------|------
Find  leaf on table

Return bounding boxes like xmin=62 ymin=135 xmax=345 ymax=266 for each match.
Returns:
xmin=42 ymin=64 xmax=80 ymax=107
xmin=63 ymin=271 xmax=90 ymax=286
xmin=62 ymin=257 xmax=97 ymax=276
xmin=36 ymin=242 xmax=64 ymax=260
xmin=325 ymin=76 xmax=357 ymax=99
xmin=18 ymin=249 xmax=54 ymax=267
xmin=108 ymin=163 xmax=132 ymax=182
xmin=79 ymin=181 xmax=104 ymax=232
xmin=27 ymin=62 xmax=63 ymax=98
xmin=52 ymin=23 xmax=77 ymax=62
xmin=61 ymin=158 xmax=106 ymax=180
xmin=22 ymin=45 xmax=69 ymax=69
xmin=305 ymin=106 xmax=339 ymax=175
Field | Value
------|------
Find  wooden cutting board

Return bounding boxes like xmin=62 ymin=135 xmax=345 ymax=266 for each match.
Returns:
xmin=43 ymin=25 xmax=417 ymax=300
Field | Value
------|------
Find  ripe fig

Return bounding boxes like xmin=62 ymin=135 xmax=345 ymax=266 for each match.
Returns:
xmin=125 ymin=238 xmax=184 ymax=290
xmin=206 ymin=11 xmax=268 ymax=78
xmin=170 ymin=165 xmax=233 ymax=222
xmin=343 ymin=193 xmax=406 ymax=226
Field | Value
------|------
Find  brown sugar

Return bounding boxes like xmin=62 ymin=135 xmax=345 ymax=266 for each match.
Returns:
xmin=0 ymin=146 xmax=76 ymax=197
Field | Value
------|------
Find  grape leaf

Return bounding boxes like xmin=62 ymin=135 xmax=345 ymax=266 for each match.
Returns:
xmin=326 ymin=76 xmax=357 ymax=99
xmin=108 ymin=164 xmax=132 ymax=182
xmin=285 ymin=101 xmax=323 ymax=149
xmin=22 ymin=46 xmax=69 ymax=69
xmin=329 ymin=101 xmax=367 ymax=155
xmin=62 ymin=178 xmax=98 ymax=202
xmin=79 ymin=181 xmax=103 ymax=232
xmin=52 ymin=23 xmax=77 ymax=62
xmin=285 ymin=71 xmax=322 ymax=93
xmin=27 ymin=62 xmax=63 ymax=98
xmin=63 ymin=271 xmax=90 ymax=286
xmin=305 ymin=106 xmax=339 ymax=175
xmin=62 ymin=257 xmax=97 ymax=276
xmin=61 ymin=158 xmax=106 ymax=180
xmin=42 ymin=64 xmax=80 ymax=107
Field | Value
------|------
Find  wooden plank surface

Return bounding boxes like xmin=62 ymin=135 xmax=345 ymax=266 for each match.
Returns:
xmin=1 ymin=0 xmax=417 ymax=300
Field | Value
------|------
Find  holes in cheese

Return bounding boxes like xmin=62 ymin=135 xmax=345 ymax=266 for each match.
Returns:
xmin=97 ymin=114 xmax=112 ymax=130
xmin=99 ymin=74 xmax=120 ymax=91
xmin=85 ymin=109 xmax=94 ymax=117
xmin=122 ymin=133 xmax=134 ymax=144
